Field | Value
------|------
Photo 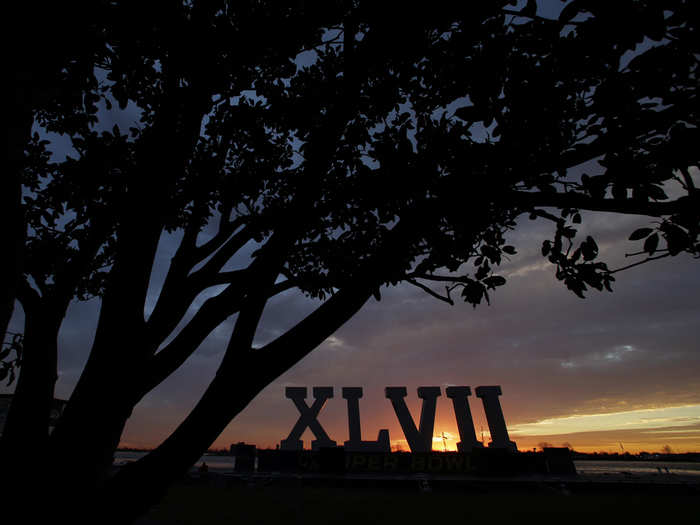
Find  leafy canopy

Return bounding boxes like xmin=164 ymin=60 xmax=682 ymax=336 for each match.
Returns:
xmin=12 ymin=0 xmax=699 ymax=373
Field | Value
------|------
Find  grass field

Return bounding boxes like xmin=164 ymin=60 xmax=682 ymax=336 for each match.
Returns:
xmin=144 ymin=480 xmax=698 ymax=524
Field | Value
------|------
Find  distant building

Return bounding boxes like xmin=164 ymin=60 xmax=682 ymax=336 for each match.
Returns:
xmin=230 ymin=441 xmax=256 ymax=456
xmin=0 ymin=394 xmax=67 ymax=436
xmin=230 ymin=442 xmax=256 ymax=472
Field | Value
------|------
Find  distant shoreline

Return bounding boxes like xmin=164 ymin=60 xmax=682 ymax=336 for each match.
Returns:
xmin=116 ymin=448 xmax=700 ymax=462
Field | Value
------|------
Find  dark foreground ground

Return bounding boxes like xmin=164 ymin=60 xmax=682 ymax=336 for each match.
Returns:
xmin=138 ymin=474 xmax=699 ymax=525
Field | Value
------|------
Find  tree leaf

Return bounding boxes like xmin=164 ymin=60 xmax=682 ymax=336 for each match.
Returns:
xmin=662 ymin=223 xmax=689 ymax=255
xmin=582 ymin=236 xmax=598 ymax=261
xmin=483 ymin=275 xmax=506 ymax=289
xmin=644 ymin=232 xmax=659 ymax=254
xmin=562 ymin=227 xmax=577 ymax=239
xmin=629 ymin=228 xmax=653 ymax=240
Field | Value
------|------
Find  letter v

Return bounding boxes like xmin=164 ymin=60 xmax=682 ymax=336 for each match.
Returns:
xmin=385 ymin=387 xmax=441 ymax=453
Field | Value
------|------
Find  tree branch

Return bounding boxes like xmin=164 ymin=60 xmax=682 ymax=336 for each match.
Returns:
xmin=407 ymin=279 xmax=454 ymax=304
xmin=512 ymin=191 xmax=698 ymax=217
xmin=256 ymin=284 xmax=373 ymax=378
xmin=188 ymin=224 xmax=254 ymax=284
xmin=609 ymin=253 xmax=672 ymax=274
xmin=406 ymin=272 xmax=470 ymax=283
xmin=139 ymin=278 xmax=294 ymax=397
xmin=679 ymin=167 xmax=696 ymax=192
xmin=191 ymin=215 xmax=246 ymax=265
xmin=201 ymin=270 xmax=248 ymax=288
xmin=529 ymin=208 xmax=565 ymax=225
xmin=15 ymin=277 xmax=42 ymax=313
xmin=145 ymin=216 xmax=250 ymax=349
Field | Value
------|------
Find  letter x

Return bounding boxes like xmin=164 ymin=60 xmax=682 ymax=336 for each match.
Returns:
xmin=281 ymin=387 xmax=336 ymax=450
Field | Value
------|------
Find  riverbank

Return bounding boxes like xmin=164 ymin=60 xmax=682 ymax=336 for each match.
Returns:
xmin=137 ymin=474 xmax=698 ymax=525
xmin=116 ymin=450 xmax=700 ymax=477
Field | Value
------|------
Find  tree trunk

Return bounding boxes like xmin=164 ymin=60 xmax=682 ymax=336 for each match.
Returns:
xmin=48 ymin=205 xmax=165 ymax=478
xmin=1 ymin=302 xmax=61 ymax=446
xmin=0 ymin=102 xmax=31 ymax=344
xmin=0 ymin=302 xmax=61 ymax=520
xmin=98 ymin=284 xmax=375 ymax=524
xmin=46 ymin=330 xmax=148 ymax=524
xmin=48 ymin=340 xmax=144 ymax=485
xmin=47 ymin=238 xmax=378 ymax=524
xmin=103 ymin=352 xmax=275 ymax=524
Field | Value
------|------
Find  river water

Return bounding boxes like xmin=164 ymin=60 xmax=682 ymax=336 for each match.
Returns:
xmin=573 ymin=460 xmax=700 ymax=477
xmin=114 ymin=451 xmax=236 ymax=472
xmin=113 ymin=451 xmax=700 ymax=476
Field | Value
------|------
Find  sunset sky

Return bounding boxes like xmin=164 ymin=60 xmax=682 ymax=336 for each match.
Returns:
xmin=4 ymin=1 xmax=699 ymax=456
xmin=17 ymin=190 xmax=697 ymax=454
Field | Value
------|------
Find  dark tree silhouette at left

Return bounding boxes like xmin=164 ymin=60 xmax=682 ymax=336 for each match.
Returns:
xmin=1 ymin=1 xmax=111 ymax=507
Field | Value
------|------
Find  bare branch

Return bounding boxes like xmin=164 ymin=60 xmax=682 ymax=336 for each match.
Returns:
xmin=445 ymin=283 xmax=466 ymax=304
xmin=257 ymin=284 xmax=373 ymax=375
xmin=189 ymin=224 xmax=254 ymax=284
xmin=679 ymin=167 xmax=696 ymax=192
xmin=145 ymin=215 xmax=249 ymax=348
xmin=192 ymin=216 xmax=246 ymax=265
xmin=609 ymin=253 xmax=672 ymax=274
xmin=624 ymin=249 xmax=669 ymax=258
xmin=513 ymin=191 xmax=698 ymax=217
xmin=15 ymin=277 xmax=42 ymax=312
xmin=529 ymin=208 xmax=565 ymax=225
xmin=407 ymin=279 xmax=454 ymax=305
xmin=178 ymin=208 xmax=208 ymax=261
xmin=200 ymin=270 xmax=248 ymax=288
xmin=140 ymin=277 xmax=294 ymax=397
xmin=406 ymin=272 xmax=470 ymax=284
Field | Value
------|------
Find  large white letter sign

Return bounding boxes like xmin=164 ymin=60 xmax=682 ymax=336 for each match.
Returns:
xmin=280 ymin=387 xmax=337 ymax=451
xmin=445 ymin=386 xmax=484 ymax=452
xmin=342 ymin=387 xmax=390 ymax=452
xmin=475 ymin=386 xmax=517 ymax=452
xmin=385 ymin=386 xmax=441 ymax=453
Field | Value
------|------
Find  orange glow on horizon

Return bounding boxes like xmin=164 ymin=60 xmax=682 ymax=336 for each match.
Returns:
xmin=118 ymin=394 xmax=700 ymax=454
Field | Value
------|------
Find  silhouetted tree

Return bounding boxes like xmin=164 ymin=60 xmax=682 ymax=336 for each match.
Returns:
xmin=1 ymin=1 xmax=113 ymax=502
xmin=2 ymin=1 xmax=697 ymax=523
xmin=2 ymin=1 xmax=109 ymax=344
